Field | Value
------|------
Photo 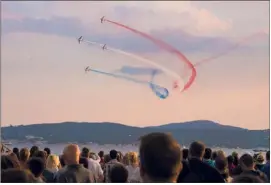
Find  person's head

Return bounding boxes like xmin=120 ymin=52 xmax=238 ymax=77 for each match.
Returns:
xmin=128 ymin=152 xmax=138 ymax=166
xmin=13 ymin=147 xmax=20 ymax=160
xmin=19 ymin=148 xmax=30 ymax=163
xmin=227 ymin=155 xmax=234 ymax=165
xmin=81 ymin=147 xmax=90 ymax=158
xmin=139 ymin=132 xmax=182 ymax=183
xmin=239 ymin=153 xmax=254 ymax=171
xmin=46 ymin=154 xmax=60 ymax=170
xmin=266 ymin=151 xmax=270 ymax=161
xmin=27 ymin=157 xmax=45 ymax=178
xmin=104 ymin=154 xmax=111 ymax=163
xmin=79 ymin=157 xmax=88 ymax=168
xmin=215 ymin=157 xmax=228 ymax=174
xmin=34 ymin=150 xmax=47 ymax=162
xmin=98 ymin=151 xmax=104 ymax=158
xmin=117 ymin=151 xmax=123 ymax=162
xmin=110 ymin=150 xmax=118 ymax=160
xmin=216 ymin=150 xmax=226 ymax=159
xmin=182 ymin=149 xmax=189 ymax=160
xmin=204 ymin=148 xmax=212 ymax=160
xmin=123 ymin=153 xmax=130 ymax=166
xmin=212 ymin=151 xmax=218 ymax=160
xmin=30 ymin=146 xmax=39 ymax=158
xmin=1 ymin=169 xmax=36 ymax=183
xmin=44 ymin=147 xmax=51 ymax=156
xmin=255 ymin=153 xmax=265 ymax=165
xmin=110 ymin=164 xmax=128 ymax=183
xmin=232 ymin=174 xmax=264 ymax=183
xmin=189 ymin=141 xmax=205 ymax=160
xmin=63 ymin=144 xmax=80 ymax=165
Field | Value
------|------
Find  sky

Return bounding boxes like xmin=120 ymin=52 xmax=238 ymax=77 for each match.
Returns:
xmin=1 ymin=1 xmax=269 ymax=130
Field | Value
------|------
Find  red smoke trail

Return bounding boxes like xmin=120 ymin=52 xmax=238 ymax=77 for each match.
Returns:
xmin=104 ymin=18 xmax=197 ymax=92
xmin=194 ymin=30 xmax=267 ymax=67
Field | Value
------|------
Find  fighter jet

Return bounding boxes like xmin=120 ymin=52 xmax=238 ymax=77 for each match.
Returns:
xmin=78 ymin=36 xmax=83 ymax=44
xmin=100 ymin=16 xmax=105 ymax=23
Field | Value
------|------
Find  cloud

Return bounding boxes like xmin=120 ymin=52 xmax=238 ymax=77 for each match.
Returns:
xmin=2 ymin=1 xmax=232 ymax=36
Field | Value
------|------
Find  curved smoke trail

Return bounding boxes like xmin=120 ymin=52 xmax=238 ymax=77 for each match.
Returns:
xmin=103 ymin=18 xmax=197 ymax=92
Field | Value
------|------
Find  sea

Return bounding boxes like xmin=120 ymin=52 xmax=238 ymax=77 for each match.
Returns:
xmin=8 ymin=142 xmax=269 ymax=158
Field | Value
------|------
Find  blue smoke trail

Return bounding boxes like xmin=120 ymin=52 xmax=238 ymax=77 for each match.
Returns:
xmin=88 ymin=68 xmax=169 ymax=99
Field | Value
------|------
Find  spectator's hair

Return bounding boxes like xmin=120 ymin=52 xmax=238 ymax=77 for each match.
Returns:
xmin=110 ymin=150 xmax=118 ymax=160
xmin=127 ymin=152 xmax=138 ymax=165
xmin=266 ymin=151 xmax=270 ymax=161
xmin=139 ymin=132 xmax=182 ymax=182
xmin=46 ymin=154 xmax=60 ymax=169
xmin=79 ymin=157 xmax=88 ymax=169
xmin=212 ymin=151 xmax=218 ymax=160
xmin=182 ymin=149 xmax=189 ymax=160
xmin=13 ymin=147 xmax=20 ymax=160
xmin=117 ymin=151 xmax=123 ymax=162
xmin=239 ymin=154 xmax=254 ymax=168
xmin=30 ymin=146 xmax=39 ymax=158
xmin=189 ymin=141 xmax=205 ymax=159
xmin=81 ymin=147 xmax=90 ymax=158
xmin=110 ymin=164 xmax=128 ymax=183
xmin=232 ymin=174 xmax=264 ymax=183
xmin=1 ymin=169 xmax=36 ymax=183
xmin=19 ymin=148 xmax=30 ymax=162
xmin=215 ymin=157 xmax=228 ymax=173
xmin=98 ymin=151 xmax=104 ymax=158
xmin=27 ymin=157 xmax=45 ymax=178
xmin=227 ymin=155 xmax=234 ymax=164
xmin=34 ymin=150 xmax=47 ymax=161
xmin=44 ymin=148 xmax=51 ymax=156
xmin=204 ymin=148 xmax=212 ymax=160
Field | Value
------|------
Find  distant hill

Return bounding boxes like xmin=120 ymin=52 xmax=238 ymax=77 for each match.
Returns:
xmin=1 ymin=120 xmax=269 ymax=148
xmin=148 ymin=120 xmax=246 ymax=131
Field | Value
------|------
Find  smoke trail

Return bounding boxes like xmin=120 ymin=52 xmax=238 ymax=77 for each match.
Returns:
xmin=88 ymin=68 xmax=169 ymax=99
xmin=194 ymin=30 xmax=267 ymax=67
xmin=103 ymin=18 xmax=197 ymax=92
xmin=82 ymin=39 xmax=180 ymax=80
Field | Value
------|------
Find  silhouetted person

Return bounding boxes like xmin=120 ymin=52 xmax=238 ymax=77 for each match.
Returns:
xmin=204 ymin=148 xmax=215 ymax=167
xmin=110 ymin=164 xmax=128 ymax=183
xmin=27 ymin=157 xmax=45 ymax=182
xmin=215 ymin=157 xmax=232 ymax=182
xmin=34 ymin=150 xmax=54 ymax=182
xmin=239 ymin=153 xmax=268 ymax=182
xmin=19 ymin=148 xmax=30 ymax=169
xmin=178 ymin=141 xmax=225 ymax=183
xmin=30 ymin=146 xmax=39 ymax=158
xmin=227 ymin=155 xmax=235 ymax=176
xmin=55 ymin=144 xmax=95 ymax=183
xmin=1 ymin=169 xmax=37 ymax=183
xmin=139 ymin=133 xmax=182 ymax=183
xmin=104 ymin=149 xmax=121 ymax=182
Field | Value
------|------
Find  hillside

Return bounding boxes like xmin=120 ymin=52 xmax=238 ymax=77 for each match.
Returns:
xmin=1 ymin=121 xmax=269 ymax=148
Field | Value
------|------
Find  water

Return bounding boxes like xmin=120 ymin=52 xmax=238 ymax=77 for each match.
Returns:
xmin=9 ymin=142 xmax=268 ymax=158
